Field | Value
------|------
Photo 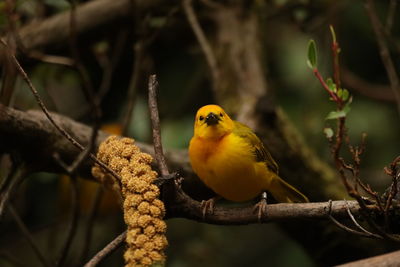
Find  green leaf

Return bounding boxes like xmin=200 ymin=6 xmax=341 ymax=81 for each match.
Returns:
xmin=326 ymin=110 xmax=346 ymax=120
xmin=323 ymin=128 xmax=334 ymax=139
xmin=326 ymin=78 xmax=336 ymax=92
xmin=343 ymin=101 xmax=351 ymax=114
xmin=341 ymin=89 xmax=350 ymax=101
xmin=325 ymin=104 xmax=351 ymax=120
xmin=307 ymin=39 xmax=317 ymax=69
xmin=337 ymin=88 xmax=342 ymax=98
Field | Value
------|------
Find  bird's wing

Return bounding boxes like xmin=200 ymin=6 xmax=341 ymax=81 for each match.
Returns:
xmin=233 ymin=121 xmax=279 ymax=174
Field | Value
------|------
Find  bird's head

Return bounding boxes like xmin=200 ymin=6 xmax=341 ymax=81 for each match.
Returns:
xmin=193 ymin=105 xmax=234 ymax=139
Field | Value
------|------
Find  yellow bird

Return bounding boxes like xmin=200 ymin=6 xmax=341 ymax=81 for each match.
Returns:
xmin=189 ymin=105 xmax=308 ymax=217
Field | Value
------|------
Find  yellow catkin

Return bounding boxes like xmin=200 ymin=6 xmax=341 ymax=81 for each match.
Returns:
xmin=92 ymin=136 xmax=167 ymax=267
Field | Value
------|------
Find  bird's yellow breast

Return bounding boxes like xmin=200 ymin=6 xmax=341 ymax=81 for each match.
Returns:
xmin=189 ymin=133 xmax=271 ymax=202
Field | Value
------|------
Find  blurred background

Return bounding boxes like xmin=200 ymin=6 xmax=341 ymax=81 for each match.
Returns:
xmin=1 ymin=0 xmax=400 ymax=266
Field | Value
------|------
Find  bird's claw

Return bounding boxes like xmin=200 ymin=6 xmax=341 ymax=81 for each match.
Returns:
xmin=253 ymin=192 xmax=268 ymax=222
xmin=201 ymin=197 xmax=219 ymax=219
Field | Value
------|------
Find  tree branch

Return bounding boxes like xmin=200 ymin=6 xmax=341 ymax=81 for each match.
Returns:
xmin=11 ymin=0 xmax=162 ymax=51
xmin=84 ymin=231 xmax=127 ymax=267
xmin=341 ymin=67 xmax=396 ymax=103
xmin=0 ymin=104 xmax=385 ymax=225
xmin=168 ymin=192 xmax=369 ymax=225
xmin=365 ymin=0 xmax=400 ymax=116
xmin=0 ymin=104 xmax=191 ymax=179
xmin=337 ymin=249 xmax=400 ymax=267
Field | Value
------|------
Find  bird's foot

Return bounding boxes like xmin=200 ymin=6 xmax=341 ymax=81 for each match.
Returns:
xmin=253 ymin=192 xmax=268 ymax=222
xmin=201 ymin=196 xmax=220 ymax=220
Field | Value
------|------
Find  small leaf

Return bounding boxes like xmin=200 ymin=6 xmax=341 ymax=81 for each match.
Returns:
xmin=329 ymin=25 xmax=337 ymax=44
xmin=326 ymin=110 xmax=346 ymax=120
xmin=348 ymin=95 xmax=353 ymax=104
xmin=326 ymin=78 xmax=336 ymax=92
xmin=307 ymin=39 xmax=317 ymax=69
xmin=343 ymin=102 xmax=351 ymax=114
xmin=325 ymin=104 xmax=351 ymax=120
xmin=341 ymin=89 xmax=350 ymax=101
xmin=337 ymin=88 xmax=343 ymax=98
xmin=324 ymin=128 xmax=334 ymax=139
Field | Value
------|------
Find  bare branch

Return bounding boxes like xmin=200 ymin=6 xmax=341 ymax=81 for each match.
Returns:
xmin=11 ymin=0 xmax=162 ymax=51
xmin=1 ymin=104 xmax=399 ymax=226
xmin=148 ymin=74 xmax=170 ymax=177
xmin=183 ymin=0 xmax=220 ymax=89
xmin=0 ymin=163 xmax=26 ymax=220
xmin=344 ymin=199 xmax=382 ymax=239
xmin=84 ymin=231 xmax=127 ymax=267
xmin=365 ymin=0 xmax=400 ymax=116
xmin=337 ymin=249 xmax=400 ymax=267
xmin=327 ymin=207 xmax=379 ymax=239
xmin=168 ymin=195 xmax=371 ymax=225
xmin=341 ymin=67 xmax=396 ymax=103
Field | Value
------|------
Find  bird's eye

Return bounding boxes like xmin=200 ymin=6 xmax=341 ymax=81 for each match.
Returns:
xmin=219 ymin=112 xmax=223 ymax=117
xmin=199 ymin=116 xmax=204 ymax=121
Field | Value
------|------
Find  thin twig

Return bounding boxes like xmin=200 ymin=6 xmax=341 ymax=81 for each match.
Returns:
xmin=365 ymin=0 xmax=400 ymax=117
xmin=148 ymin=74 xmax=170 ymax=177
xmin=330 ymin=25 xmax=342 ymax=93
xmin=56 ymin=176 xmax=79 ymax=267
xmin=28 ymin=51 xmax=75 ymax=66
xmin=355 ymin=193 xmax=400 ymax=242
xmin=66 ymin=0 xmax=102 ymax=176
xmin=383 ymin=156 xmax=400 ymax=229
xmin=183 ymin=0 xmax=219 ymax=90
xmin=84 ymin=231 xmax=127 ymax=267
xmin=1 ymin=0 xmax=18 ymax=106
xmin=344 ymin=199 xmax=382 ymax=238
xmin=67 ymin=0 xmax=97 ymax=103
xmin=122 ymin=7 xmax=179 ymax=136
xmin=8 ymin=204 xmax=52 ymax=267
xmin=324 ymin=200 xmax=377 ymax=238
xmin=341 ymin=67 xmax=396 ymax=103
xmin=0 ymin=163 xmax=26 ymax=220
xmin=0 ymin=156 xmax=17 ymax=195
xmin=313 ymin=68 xmax=340 ymax=102
xmin=325 ymin=200 xmax=380 ymax=239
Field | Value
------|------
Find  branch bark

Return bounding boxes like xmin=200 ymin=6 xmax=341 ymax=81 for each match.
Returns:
xmin=336 ymin=249 xmax=400 ymax=267
xmin=5 ymin=0 xmax=162 ymax=51
xmin=0 ymin=104 xmax=190 ymax=179
xmin=0 ymin=97 xmax=395 ymax=265
xmin=0 ymin=104 xmax=396 ymax=227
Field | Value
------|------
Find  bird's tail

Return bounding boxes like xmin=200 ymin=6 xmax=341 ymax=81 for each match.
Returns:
xmin=269 ymin=175 xmax=309 ymax=203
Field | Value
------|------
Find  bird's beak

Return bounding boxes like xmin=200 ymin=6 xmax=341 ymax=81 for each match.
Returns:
xmin=205 ymin=112 xmax=220 ymax=126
